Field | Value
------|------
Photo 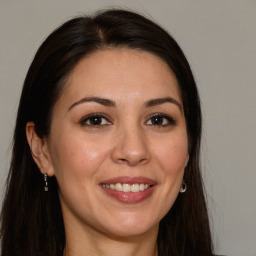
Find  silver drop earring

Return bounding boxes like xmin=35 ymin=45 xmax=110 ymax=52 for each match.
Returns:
xmin=180 ymin=162 xmax=188 ymax=193
xmin=180 ymin=181 xmax=187 ymax=193
xmin=44 ymin=173 xmax=48 ymax=191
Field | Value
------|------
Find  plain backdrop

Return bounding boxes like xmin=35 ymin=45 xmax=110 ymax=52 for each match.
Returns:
xmin=0 ymin=1 xmax=256 ymax=255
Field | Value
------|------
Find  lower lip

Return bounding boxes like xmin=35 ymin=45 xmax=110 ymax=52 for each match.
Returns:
xmin=101 ymin=186 xmax=156 ymax=204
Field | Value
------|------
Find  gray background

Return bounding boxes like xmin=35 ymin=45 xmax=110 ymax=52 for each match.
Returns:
xmin=0 ymin=1 xmax=256 ymax=255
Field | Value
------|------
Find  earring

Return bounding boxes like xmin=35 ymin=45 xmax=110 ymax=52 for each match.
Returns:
xmin=44 ymin=173 xmax=48 ymax=191
xmin=180 ymin=181 xmax=186 ymax=193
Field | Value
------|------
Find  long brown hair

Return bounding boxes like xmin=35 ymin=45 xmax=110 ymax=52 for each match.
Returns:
xmin=0 ymin=9 xmax=213 ymax=256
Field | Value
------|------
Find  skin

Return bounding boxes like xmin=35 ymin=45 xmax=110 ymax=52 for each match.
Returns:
xmin=26 ymin=48 xmax=189 ymax=256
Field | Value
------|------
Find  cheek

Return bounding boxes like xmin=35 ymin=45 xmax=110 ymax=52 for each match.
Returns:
xmin=149 ymin=133 xmax=188 ymax=220
xmin=153 ymin=134 xmax=188 ymax=176
xmin=49 ymin=133 xmax=110 ymax=180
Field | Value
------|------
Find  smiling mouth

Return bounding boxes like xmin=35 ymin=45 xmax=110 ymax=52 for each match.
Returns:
xmin=101 ymin=183 xmax=152 ymax=192
xmin=99 ymin=176 xmax=156 ymax=203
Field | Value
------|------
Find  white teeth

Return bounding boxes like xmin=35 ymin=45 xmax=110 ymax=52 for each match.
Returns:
xmin=131 ymin=184 xmax=140 ymax=192
xmin=115 ymin=183 xmax=122 ymax=191
xmin=102 ymin=183 xmax=151 ymax=192
xmin=123 ymin=184 xmax=131 ymax=192
xmin=139 ymin=184 xmax=145 ymax=191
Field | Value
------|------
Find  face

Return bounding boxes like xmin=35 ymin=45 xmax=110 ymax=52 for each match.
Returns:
xmin=44 ymin=48 xmax=188 ymax=238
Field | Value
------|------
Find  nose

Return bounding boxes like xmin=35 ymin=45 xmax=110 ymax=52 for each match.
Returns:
xmin=111 ymin=126 xmax=150 ymax=166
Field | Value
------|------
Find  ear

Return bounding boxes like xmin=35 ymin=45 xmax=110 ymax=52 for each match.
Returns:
xmin=26 ymin=122 xmax=55 ymax=176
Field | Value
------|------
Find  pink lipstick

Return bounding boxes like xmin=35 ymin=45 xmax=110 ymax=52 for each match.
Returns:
xmin=99 ymin=176 xmax=157 ymax=204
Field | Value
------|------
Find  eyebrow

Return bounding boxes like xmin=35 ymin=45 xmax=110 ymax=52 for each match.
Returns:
xmin=68 ymin=97 xmax=116 ymax=111
xmin=145 ymin=97 xmax=182 ymax=112
xmin=67 ymin=96 xmax=182 ymax=112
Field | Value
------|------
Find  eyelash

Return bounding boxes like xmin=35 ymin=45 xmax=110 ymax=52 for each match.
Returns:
xmin=79 ymin=113 xmax=177 ymax=127
xmin=145 ymin=113 xmax=177 ymax=127
xmin=80 ymin=113 xmax=112 ymax=127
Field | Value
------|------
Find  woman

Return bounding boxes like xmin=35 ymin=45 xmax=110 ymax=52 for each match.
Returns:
xmin=0 ymin=9 xmax=213 ymax=256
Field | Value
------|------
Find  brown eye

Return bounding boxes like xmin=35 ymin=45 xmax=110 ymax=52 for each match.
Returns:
xmin=151 ymin=116 xmax=165 ymax=125
xmin=146 ymin=114 xmax=176 ymax=126
xmin=80 ymin=114 xmax=111 ymax=126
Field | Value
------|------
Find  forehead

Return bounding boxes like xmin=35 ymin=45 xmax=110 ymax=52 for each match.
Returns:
xmin=59 ymin=48 xmax=182 ymax=106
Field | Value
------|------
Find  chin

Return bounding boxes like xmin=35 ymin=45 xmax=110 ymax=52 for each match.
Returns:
xmin=100 ymin=213 xmax=159 ymax=238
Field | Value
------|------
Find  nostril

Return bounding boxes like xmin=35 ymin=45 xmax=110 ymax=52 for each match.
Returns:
xmin=116 ymin=157 xmax=149 ymax=166
xmin=117 ymin=158 xmax=133 ymax=164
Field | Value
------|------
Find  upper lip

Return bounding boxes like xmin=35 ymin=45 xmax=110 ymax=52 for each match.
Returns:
xmin=100 ymin=176 xmax=156 ymax=185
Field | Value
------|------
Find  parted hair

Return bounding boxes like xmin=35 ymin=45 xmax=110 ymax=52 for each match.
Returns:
xmin=0 ymin=9 xmax=213 ymax=256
